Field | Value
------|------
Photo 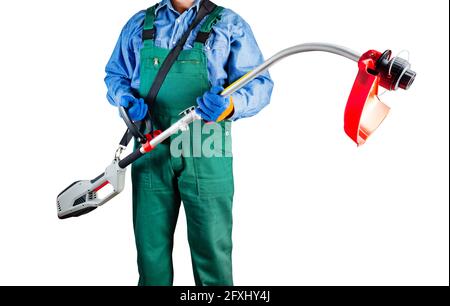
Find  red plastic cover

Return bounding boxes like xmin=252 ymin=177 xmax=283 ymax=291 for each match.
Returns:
xmin=344 ymin=50 xmax=390 ymax=146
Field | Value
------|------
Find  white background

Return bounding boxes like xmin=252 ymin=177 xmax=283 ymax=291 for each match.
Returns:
xmin=0 ymin=0 xmax=448 ymax=286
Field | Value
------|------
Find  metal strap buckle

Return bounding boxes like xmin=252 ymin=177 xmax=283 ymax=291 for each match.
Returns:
xmin=114 ymin=145 xmax=127 ymax=161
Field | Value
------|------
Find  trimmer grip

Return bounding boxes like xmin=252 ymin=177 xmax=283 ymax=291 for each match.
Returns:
xmin=118 ymin=149 xmax=143 ymax=169
xmin=216 ymin=96 xmax=235 ymax=122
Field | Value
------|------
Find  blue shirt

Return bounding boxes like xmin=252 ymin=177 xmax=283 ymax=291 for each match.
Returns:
xmin=105 ymin=0 xmax=273 ymax=121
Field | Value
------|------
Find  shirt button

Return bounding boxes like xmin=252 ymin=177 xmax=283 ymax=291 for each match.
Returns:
xmin=176 ymin=19 xmax=181 ymax=23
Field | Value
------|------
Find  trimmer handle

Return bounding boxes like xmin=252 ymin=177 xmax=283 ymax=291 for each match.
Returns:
xmin=119 ymin=106 xmax=147 ymax=144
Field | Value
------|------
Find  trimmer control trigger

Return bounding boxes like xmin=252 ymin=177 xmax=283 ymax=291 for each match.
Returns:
xmin=178 ymin=107 xmax=197 ymax=132
xmin=179 ymin=106 xmax=196 ymax=117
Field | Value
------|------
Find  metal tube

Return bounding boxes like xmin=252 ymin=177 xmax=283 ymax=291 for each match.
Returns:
xmin=139 ymin=43 xmax=361 ymax=159
xmin=147 ymin=110 xmax=200 ymax=149
xmin=222 ymin=43 xmax=361 ymax=96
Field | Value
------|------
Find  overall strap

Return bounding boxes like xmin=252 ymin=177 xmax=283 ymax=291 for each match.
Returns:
xmin=194 ymin=6 xmax=224 ymax=44
xmin=119 ymin=4 xmax=158 ymax=146
xmin=142 ymin=4 xmax=158 ymax=42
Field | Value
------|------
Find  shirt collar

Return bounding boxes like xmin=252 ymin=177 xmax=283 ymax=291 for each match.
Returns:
xmin=156 ymin=0 xmax=202 ymax=15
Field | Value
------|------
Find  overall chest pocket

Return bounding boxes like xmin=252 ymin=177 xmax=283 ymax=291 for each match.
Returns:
xmin=146 ymin=50 xmax=206 ymax=75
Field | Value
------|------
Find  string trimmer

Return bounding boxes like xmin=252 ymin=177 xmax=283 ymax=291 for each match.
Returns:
xmin=57 ymin=43 xmax=416 ymax=219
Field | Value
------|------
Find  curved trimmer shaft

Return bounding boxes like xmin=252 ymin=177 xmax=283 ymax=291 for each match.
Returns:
xmin=118 ymin=43 xmax=362 ymax=169
xmin=222 ymin=43 xmax=361 ymax=96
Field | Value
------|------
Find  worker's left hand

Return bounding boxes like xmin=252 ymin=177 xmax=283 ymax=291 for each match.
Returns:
xmin=196 ymin=86 xmax=234 ymax=122
xmin=119 ymin=96 xmax=148 ymax=122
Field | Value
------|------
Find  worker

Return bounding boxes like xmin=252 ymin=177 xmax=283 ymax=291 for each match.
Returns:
xmin=105 ymin=0 xmax=274 ymax=286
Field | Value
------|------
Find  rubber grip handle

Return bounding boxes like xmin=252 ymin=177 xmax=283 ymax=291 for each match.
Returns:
xmin=216 ymin=96 xmax=235 ymax=122
xmin=118 ymin=149 xmax=143 ymax=169
xmin=119 ymin=106 xmax=146 ymax=143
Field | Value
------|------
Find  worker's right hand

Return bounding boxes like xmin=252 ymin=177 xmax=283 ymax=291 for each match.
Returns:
xmin=119 ymin=96 xmax=148 ymax=122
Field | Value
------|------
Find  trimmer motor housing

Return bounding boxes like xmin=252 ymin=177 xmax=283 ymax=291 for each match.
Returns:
xmin=344 ymin=49 xmax=416 ymax=145
xmin=57 ymin=160 xmax=126 ymax=219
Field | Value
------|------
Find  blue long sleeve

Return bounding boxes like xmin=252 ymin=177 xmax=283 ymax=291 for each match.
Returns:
xmin=105 ymin=0 xmax=274 ymax=120
xmin=104 ymin=12 xmax=142 ymax=106
xmin=219 ymin=13 xmax=273 ymax=120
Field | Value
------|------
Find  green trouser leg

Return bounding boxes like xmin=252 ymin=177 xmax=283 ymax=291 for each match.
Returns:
xmin=132 ymin=143 xmax=181 ymax=286
xmin=179 ymin=155 xmax=234 ymax=286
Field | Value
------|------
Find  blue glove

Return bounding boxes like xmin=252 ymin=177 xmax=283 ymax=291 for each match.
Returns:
xmin=196 ymin=86 xmax=234 ymax=122
xmin=119 ymin=96 xmax=148 ymax=122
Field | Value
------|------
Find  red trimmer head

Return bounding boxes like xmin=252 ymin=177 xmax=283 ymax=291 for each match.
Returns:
xmin=344 ymin=50 xmax=416 ymax=145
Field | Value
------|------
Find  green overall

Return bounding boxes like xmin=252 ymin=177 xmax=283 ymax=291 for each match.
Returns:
xmin=131 ymin=5 xmax=234 ymax=286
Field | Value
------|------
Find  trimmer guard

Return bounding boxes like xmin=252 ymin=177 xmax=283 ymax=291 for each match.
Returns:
xmin=344 ymin=50 xmax=391 ymax=146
